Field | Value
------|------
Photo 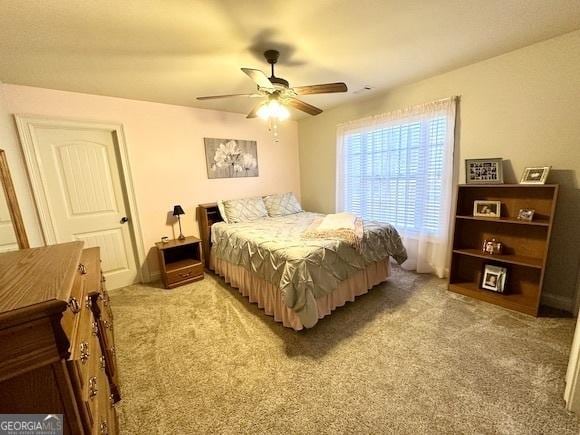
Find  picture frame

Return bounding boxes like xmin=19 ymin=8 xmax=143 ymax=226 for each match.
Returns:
xmin=465 ymin=158 xmax=504 ymax=184
xmin=517 ymin=208 xmax=535 ymax=222
xmin=473 ymin=200 xmax=501 ymax=218
xmin=482 ymin=238 xmax=503 ymax=255
xmin=203 ymin=137 xmax=259 ymax=179
xmin=520 ymin=166 xmax=550 ymax=184
xmin=481 ymin=264 xmax=507 ymax=293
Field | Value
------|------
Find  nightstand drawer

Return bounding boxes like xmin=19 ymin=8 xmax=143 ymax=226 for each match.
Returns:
xmin=166 ymin=262 xmax=203 ymax=285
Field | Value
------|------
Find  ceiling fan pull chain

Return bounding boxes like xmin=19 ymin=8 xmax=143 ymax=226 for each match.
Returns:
xmin=268 ymin=117 xmax=280 ymax=143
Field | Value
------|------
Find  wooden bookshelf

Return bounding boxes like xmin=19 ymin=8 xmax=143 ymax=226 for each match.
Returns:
xmin=448 ymin=184 xmax=558 ymax=316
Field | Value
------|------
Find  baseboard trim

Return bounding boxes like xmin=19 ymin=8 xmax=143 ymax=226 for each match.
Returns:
xmin=541 ymin=292 xmax=573 ymax=313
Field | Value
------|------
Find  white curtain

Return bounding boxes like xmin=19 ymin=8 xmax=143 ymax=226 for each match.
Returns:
xmin=336 ymin=97 xmax=457 ymax=278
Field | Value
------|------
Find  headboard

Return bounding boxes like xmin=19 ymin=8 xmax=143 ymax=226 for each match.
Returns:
xmin=197 ymin=202 xmax=223 ymax=269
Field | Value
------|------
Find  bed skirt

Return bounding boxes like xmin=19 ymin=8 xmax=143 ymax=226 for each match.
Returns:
xmin=211 ymin=253 xmax=391 ymax=330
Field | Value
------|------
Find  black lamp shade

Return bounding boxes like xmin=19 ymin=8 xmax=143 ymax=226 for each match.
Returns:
xmin=173 ymin=205 xmax=185 ymax=216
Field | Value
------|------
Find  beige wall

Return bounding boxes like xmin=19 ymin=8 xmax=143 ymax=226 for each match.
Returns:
xmin=0 ymin=84 xmax=44 ymax=246
xmin=0 ymin=84 xmax=300 ymax=278
xmin=298 ymin=30 xmax=580 ymax=311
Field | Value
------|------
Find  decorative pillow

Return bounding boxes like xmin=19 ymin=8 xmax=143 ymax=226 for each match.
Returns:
xmin=222 ymin=196 xmax=268 ymax=223
xmin=217 ymin=200 xmax=229 ymax=223
xmin=263 ymin=192 xmax=303 ymax=217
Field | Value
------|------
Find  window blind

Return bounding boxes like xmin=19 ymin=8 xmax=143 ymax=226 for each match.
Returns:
xmin=341 ymin=116 xmax=448 ymax=235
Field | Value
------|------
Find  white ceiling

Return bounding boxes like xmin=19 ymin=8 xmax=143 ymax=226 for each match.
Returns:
xmin=1 ymin=0 xmax=580 ymax=119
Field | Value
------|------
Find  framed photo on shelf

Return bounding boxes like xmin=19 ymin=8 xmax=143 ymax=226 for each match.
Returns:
xmin=517 ymin=208 xmax=535 ymax=222
xmin=465 ymin=158 xmax=503 ymax=184
xmin=520 ymin=166 xmax=551 ymax=184
xmin=481 ymin=264 xmax=507 ymax=293
xmin=473 ymin=200 xmax=501 ymax=218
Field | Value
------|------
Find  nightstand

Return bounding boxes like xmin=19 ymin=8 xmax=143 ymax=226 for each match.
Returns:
xmin=155 ymin=236 xmax=204 ymax=289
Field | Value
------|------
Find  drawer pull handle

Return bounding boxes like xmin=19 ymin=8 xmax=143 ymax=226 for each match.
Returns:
xmin=85 ymin=295 xmax=92 ymax=309
xmin=100 ymin=291 xmax=110 ymax=306
xmin=68 ymin=297 xmax=81 ymax=314
xmin=78 ymin=263 xmax=87 ymax=275
xmin=100 ymin=420 xmax=109 ymax=435
xmin=110 ymin=346 xmax=116 ymax=356
xmin=80 ymin=341 xmax=90 ymax=364
xmin=91 ymin=321 xmax=99 ymax=336
xmin=179 ymin=272 xmax=191 ymax=278
xmin=99 ymin=355 xmax=106 ymax=370
xmin=104 ymin=320 xmax=113 ymax=332
xmin=88 ymin=376 xmax=98 ymax=399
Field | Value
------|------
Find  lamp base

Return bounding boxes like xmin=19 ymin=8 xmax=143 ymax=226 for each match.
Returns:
xmin=177 ymin=215 xmax=185 ymax=240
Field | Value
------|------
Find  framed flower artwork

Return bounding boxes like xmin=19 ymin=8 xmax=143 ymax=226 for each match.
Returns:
xmin=204 ymin=138 xmax=259 ymax=179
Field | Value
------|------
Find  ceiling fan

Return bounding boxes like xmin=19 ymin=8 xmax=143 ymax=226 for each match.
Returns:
xmin=197 ymin=50 xmax=348 ymax=119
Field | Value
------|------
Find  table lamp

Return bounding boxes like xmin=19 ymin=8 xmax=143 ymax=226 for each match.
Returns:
xmin=173 ymin=205 xmax=185 ymax=240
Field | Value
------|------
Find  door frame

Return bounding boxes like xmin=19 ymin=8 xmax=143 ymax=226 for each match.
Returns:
xmin=14 ymin=114 xmax=150 ymax=283
xmin=565 ymin=314 xmax=580 ymax=413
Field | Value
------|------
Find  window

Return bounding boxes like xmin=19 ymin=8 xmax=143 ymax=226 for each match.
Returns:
xmin=338 ymin=100 xmax=455 ymax=238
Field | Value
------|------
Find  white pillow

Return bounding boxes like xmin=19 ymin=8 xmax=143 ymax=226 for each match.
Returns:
xmin=263 ymin=192 xmax=303 ymax=217
xmin=217 ymin=200 xmax=229 ymax=223
xmin=222 ymin=196 xmax=268 ymax=223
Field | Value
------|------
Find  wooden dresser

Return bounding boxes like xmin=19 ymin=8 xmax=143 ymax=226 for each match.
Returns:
xmin=0 ymin=242 xmax=120 ymax=434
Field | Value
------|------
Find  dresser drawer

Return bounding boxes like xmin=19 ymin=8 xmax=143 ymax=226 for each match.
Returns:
xmin=61 ymin=262 xmax=87 ymax=340
xmin=166 ymin=262 xmax=203 ymax=285
xmin=97 ymin=298 xmax=119 ymax=392
xmin=69 ymin=305 xmax=98 ymax=390
xmin=97 ymin=366 xmax=116 ymax=435
xmin=80 ymin=332 xmax=100 ymax=432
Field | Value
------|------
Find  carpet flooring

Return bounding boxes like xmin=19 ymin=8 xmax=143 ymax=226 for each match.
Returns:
xmin=109 ymin=266 xmax=579 ymax=434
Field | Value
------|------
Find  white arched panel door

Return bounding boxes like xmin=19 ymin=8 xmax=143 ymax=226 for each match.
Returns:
xmin=17 ymin=120 xmax=140 ymax=289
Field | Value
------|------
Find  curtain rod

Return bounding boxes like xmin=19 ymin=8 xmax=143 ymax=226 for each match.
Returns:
xmin=337 ymin=95 xmax=460 ymax=129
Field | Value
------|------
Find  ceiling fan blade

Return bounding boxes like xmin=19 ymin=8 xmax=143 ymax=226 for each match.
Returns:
xmin=246 ymin=102 xmax=264 ymax=119
xmin=241 ymin=68 xmax=274 ymax=89
xmin=292 ymin=82 xmax=348 ymax=95
xmin=286 ymin=98 xmax=323 ymax=116
xmin=197 ymin=93 xmax=261 ymax=100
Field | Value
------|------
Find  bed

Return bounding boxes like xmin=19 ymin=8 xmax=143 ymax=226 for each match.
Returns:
xmin=197 ymin=202 xmax=407 ymax=330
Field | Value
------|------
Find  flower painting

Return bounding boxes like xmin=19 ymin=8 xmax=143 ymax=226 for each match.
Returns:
xmin=204 ymin=138 xmax=259 ymax=179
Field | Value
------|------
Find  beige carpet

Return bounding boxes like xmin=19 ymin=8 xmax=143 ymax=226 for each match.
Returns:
xmin=109 ymin=266 xmax=579 ymax=434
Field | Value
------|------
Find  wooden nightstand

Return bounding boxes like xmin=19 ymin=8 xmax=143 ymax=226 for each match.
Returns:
xmin=155 ymin=236 xmax=204 ymax=288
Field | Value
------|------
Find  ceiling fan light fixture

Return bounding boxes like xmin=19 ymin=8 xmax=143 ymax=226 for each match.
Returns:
xmin=257 ymin=99 xmax=289 ymax=121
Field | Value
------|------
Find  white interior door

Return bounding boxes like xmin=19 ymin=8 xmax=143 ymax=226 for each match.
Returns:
xmin=26 ymin=125 xmax=139 ymax=289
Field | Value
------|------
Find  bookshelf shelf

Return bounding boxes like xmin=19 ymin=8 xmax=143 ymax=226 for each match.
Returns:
xmin=455 ymin=215 xmax=550 ymax=227
xmin=452 ymin=249 xmax=543 ymax=269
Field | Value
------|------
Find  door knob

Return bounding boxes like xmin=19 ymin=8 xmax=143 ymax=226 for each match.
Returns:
xmin=120 ymin=216 xmax=129 ymax=224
